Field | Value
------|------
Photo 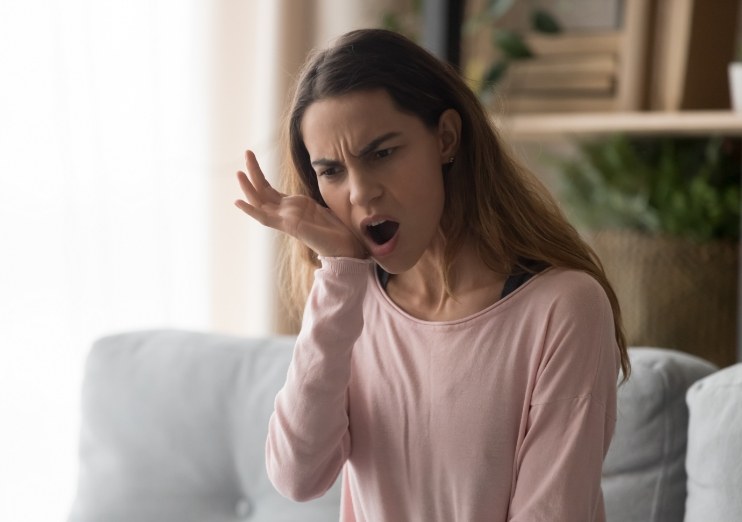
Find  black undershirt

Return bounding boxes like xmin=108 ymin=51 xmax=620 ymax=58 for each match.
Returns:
xmin=376 ymin=259 xmax=548 ymax=299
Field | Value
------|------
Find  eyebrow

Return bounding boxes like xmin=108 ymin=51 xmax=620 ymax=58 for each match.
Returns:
xmin=310 ymin=131 xmax=401 ymax=167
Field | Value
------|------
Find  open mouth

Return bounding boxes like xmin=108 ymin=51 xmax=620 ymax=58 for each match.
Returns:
xmin=366 ymin=220 xmax=400 ymax=245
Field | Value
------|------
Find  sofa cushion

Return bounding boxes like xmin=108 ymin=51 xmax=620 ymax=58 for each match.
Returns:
xmin=684 ymin=362 xmax=742 ymax=522
xmin=67 ymin=330 xmax=340 ymax=522
xmin=602 ymin=347 xmax=717 ymax=522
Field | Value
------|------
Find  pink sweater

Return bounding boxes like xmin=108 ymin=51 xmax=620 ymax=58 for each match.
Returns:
xmin=266 ymin=257 xmax=620 ymax=521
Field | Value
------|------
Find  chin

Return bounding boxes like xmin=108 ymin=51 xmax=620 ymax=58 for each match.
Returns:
xmin=372 ymin=255 xmax=417 ymax=276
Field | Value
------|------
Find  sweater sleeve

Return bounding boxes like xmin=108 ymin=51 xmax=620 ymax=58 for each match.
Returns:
xmin=265 ymin=256 xmax=371 ymax=502
xmin=509 ymin=273 xmax=620 ymax=521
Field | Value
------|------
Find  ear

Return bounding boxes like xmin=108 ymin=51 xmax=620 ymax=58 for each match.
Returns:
xmin=437 ymin=108 xmax=461 ymax=165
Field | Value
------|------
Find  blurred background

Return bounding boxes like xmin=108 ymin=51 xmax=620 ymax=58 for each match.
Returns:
xmin=0 ymin=0 xmax=740 ymax=520
xmin=0 ymin=1 xmax=391 ymax=520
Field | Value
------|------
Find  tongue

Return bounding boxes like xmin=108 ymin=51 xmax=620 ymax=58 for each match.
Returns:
xmin=368 ymin=221 xmax=399 ymax=245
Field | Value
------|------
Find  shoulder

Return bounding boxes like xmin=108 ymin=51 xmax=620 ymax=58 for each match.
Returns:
xmin=525 ymin=267 xmax=611 ymax=318
xmin=525 ymin=269 xmax=620 ymax=404
xmin=530 ymin=267 xmax=606 ymax=297
xmin=519 ymin=268 xmax=617 ymax=372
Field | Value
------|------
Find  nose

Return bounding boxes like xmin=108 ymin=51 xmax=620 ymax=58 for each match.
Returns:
xmin=348 ymin=169 xmax=382 ymax=207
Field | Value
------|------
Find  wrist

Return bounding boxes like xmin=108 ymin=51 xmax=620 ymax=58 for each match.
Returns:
xmin=318 ymin=238 xmax=367 ymax=259
xmin=318 ymin=256 xmax=373 ymax=274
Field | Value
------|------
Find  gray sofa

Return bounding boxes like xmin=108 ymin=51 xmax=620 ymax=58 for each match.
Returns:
xmin=67 ymin=330 xmax=742 ymax=522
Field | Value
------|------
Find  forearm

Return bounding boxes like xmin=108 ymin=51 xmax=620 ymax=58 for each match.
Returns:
xmin=266 ymin=257 xmax=371 ymax=501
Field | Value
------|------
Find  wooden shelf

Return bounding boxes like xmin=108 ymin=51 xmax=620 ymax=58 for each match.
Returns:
xmin=498 ymin=110 xmax=742 ymax=141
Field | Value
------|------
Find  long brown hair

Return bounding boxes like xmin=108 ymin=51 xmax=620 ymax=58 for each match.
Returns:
xmin=279 ymin=29 xmax=629 ymax=381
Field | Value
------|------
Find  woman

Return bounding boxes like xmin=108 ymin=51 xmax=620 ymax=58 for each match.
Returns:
xmin=235 ymin=28 xmax=629 ymax=522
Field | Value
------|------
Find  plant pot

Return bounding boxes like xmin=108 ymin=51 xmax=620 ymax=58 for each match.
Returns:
xmin=589 ymin=229 xmax=739 ymax=367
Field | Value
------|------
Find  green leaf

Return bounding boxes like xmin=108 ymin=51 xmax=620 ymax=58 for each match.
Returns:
xmin=464 ymin=12 xmax=492 ymax=34
xmin=381 ymin=12 xmax=401 ymax=33
xmin=557 ymin=135 xmax=740 ymax=241
xmin=724 ymin=186 xmax=741 ymax=213
xmin=531 ymin=9 xmax=562 ymax=34
xmin=494 ymin=29 xmax=534 ymax=58
xmin=481 ymin=60 xmax=509 ymax=90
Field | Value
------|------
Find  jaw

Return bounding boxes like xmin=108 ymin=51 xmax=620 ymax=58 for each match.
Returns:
xmin=378 ymin=227 xmax=446 ymax=275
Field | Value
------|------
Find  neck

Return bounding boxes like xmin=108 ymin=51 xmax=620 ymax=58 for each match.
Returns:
xmin=385 ymin=235 xmax=508 ymax=320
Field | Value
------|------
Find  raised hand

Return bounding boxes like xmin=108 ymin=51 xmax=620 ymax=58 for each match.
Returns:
xmin=235 ymin=150 xmax=366 ymax=259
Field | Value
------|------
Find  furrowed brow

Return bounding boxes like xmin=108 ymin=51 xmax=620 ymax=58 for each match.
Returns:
xmin=355 ymin=132 xmax=401 ymax=157
xmin=310 ymin=158 xmax=342 ymax=168
xmin=309 ymin=131 xmax=401 ymax=167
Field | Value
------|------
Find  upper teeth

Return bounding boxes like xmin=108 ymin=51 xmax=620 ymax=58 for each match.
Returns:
xmin=368 ymin=219 xmax=387 ymax=227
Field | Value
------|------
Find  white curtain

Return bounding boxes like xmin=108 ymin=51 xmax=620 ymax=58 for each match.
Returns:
xmin=0 ymin=0 xmax=390 ymax=520
xmin=0 ymin=1 xmax=211 ymax=520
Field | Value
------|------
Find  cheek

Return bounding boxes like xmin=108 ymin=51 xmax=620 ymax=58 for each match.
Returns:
xmin=318 ymin=184 xmax=349 ymax=218
xmin=414 ymin=162 xmax=446 ymax=204
xmin=422 ymin=168 xmax=447 ymax=223
xmin=430 ymin=184 xmax=446 ymax=222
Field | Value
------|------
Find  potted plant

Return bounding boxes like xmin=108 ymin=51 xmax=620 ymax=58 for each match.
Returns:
xmin=381 ymin=0 xmax=562 ymax=100
xmin=470 ymin=1 xmax=562 ymax=95
xmin=560 ymin=134 xmax=740 ymax=366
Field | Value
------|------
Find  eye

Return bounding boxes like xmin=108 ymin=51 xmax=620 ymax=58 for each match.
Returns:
xmin=374 ymin=147 xmax=395 ymax=160
xmin=318 ymin=166 xmax=342 ymax=178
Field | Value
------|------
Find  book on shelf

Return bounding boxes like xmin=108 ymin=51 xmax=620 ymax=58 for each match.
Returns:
xmin=502 ymin=68 xmax=615 ymax=95
xmin=523 ymin=31 xmax=621 ymax=56
xmin=496 ymin=94 xmax=616 ymax=114
xmin=499 ymin=53 xmax=617 ymax=97
xmin=507 ymin=54 xmax=616 ymax=77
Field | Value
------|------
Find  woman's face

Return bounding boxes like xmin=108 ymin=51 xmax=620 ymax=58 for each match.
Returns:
xmin=300 ymin=89 xmax=458 ymax=274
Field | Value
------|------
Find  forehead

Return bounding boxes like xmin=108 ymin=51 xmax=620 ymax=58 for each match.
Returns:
xmin=300 ymin=89 xmax=426 ymax=156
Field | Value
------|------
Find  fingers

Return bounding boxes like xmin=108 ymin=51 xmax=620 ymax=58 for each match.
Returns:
xmin=236 ymin=169 xmax=262 ymax=206
xmin=234 ymin=197 xmax=267 ymax=224
xmin=234 ymin=190 xmax=283 ymax=229
xmin=246 ymin=150 xmax=287 ymax=199
xmin=235 ymin=171 xmax=278 ymax=225
xmin=244 ymin=151 xmax=275 ymax=198
xmin=234 ymin=149 xmax=288 ymax=230
xmin=245 ymin=150 xmax=265 ymax=183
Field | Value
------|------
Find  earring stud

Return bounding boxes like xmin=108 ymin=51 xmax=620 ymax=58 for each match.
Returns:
xmin=448 ymin=156 xmax=455 ymax=164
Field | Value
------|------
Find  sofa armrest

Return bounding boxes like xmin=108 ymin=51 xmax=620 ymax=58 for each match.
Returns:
xmin=67 ymin=329 xmax=341 ymax=522
xmin=684 ymin=362 xmax=742 ymax=522
xmin=602 ymin=347 xmax=717 ymax=522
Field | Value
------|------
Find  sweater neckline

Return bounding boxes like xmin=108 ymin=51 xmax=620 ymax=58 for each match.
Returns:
xmin=369 ymin=264 xmax=552 ymax=327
